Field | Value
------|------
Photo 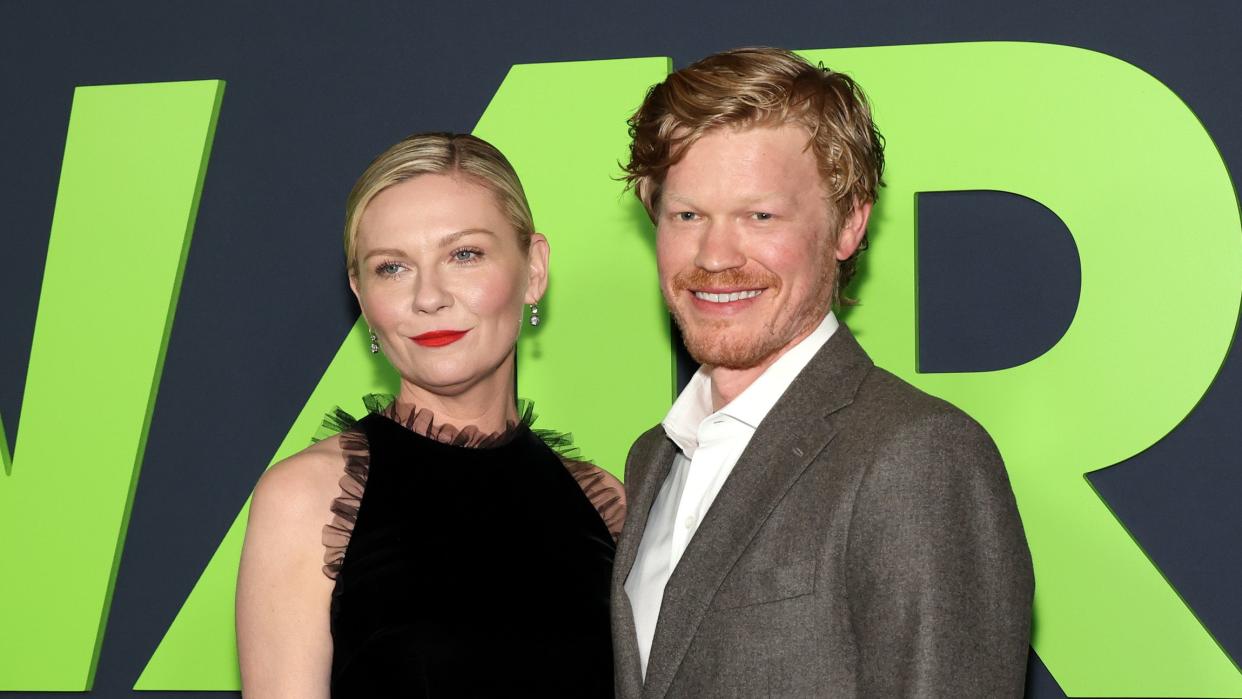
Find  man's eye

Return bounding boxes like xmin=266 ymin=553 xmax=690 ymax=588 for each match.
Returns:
xmin=753 ymin=212 xmax=773 ymax=221
xmin=677 ymin=211 xmax=698 ymax=222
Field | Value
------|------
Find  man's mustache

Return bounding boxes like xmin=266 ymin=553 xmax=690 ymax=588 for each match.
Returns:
xmin=671 ymin=267 xmax=779 ymax=292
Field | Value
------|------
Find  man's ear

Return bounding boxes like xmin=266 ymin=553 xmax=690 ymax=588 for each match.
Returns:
xmin=525 ymin=233 xmax=550 ymax=304
xmin=835 ymin=199 xmax=873 ymax=260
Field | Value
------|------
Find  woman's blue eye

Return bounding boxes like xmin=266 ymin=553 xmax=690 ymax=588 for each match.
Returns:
xmin=452 ymin=248 xmax=483 ymax=262
xmin=376 ymin=262 xmax=404 ymax=276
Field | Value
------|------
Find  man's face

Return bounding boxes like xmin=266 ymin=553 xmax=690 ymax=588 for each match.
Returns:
xmin=656 ymin=123 xmax=866 ymax=370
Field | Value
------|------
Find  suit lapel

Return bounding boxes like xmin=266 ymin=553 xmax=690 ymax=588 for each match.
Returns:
xmin=612 ymin=429 xmax=679 ymax=697
xmin=640 ymin=326 xmax=873 ymax=699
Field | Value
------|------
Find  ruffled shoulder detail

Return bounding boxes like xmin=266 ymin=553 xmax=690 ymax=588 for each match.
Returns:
xmin=561 ymin=459 xmax=627 ymax=542
xmin=519 ymin=400 xmax=626 ymax=542
xmin=320 ymin=426 xmax=368 ymax=580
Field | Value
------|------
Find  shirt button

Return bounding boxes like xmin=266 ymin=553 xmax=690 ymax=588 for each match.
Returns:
xmin=683 ymin=515 xmax=696 ymax=530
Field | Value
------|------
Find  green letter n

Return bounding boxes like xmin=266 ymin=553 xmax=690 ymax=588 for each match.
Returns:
xmin=0 ymin=80 xmax=222 ymax=690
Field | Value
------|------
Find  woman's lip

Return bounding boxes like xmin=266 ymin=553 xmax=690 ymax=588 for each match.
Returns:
xmin=409 ymin=329 xmax=469 ymax=347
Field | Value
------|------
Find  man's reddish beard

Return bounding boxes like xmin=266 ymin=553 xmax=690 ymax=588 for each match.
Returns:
xmin=665 ymin=263 xmax=835 ymax=371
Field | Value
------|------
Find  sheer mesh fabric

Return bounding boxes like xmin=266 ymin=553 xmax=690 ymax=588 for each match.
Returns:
xmin=563 ymin=459 xmax=627 ymax=541
xmin=321 ymin=428 xmax=369 ymax=579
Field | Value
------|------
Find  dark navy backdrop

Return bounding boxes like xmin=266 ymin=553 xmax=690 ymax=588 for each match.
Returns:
xmin=2 ymin=1 xmax=1239 ymax=696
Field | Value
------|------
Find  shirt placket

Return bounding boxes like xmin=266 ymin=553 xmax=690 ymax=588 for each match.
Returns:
xmin=670 ymin=416 xmax=729 ymax=563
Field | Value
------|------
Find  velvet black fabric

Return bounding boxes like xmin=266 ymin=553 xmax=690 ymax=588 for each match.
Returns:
xmin=328 ymin=411 xmax=616 ymax=697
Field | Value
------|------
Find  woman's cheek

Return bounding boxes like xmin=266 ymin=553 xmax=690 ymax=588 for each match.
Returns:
xmin=360 ymin=288 xmax=401 ymax=330
xmin=458 ymin=272 xmax=523 ymax=320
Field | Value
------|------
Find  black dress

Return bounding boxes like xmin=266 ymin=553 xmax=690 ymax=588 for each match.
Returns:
xmin=321 ymin=402 xmax=619 ymax=698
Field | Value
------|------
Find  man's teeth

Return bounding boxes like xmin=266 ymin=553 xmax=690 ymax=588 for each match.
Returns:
xmin=693 ymin=289 xmax=763 ymax=303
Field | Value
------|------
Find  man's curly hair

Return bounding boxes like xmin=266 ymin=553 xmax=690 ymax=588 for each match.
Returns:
xmin=623 ymin=47 xmax=885 ymax=305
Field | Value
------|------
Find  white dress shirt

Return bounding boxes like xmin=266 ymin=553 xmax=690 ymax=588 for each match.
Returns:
xmin=623 ymin=312 xmax=840 ymax=677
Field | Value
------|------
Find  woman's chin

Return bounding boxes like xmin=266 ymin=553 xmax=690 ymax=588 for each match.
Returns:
xmin=390 ymin=348 xmax=515 ymax=398
xmin=401 ymin=369 xmax=494 ymax=397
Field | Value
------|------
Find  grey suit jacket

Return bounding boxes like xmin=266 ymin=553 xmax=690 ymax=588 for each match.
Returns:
xmin=611 ymin=326 xmax=1034 ymax=698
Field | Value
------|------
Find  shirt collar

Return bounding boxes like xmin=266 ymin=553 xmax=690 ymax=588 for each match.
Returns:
xmin=662 ymin=312 xmax=840 ymax=456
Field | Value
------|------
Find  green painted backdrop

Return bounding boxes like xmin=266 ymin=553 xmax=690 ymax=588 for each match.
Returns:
xmin=1 ymin=42 xmax=1239 ymax=697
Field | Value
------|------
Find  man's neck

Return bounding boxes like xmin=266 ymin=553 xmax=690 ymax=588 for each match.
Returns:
xmin=706 ymin=324 xmax=820 ymax=411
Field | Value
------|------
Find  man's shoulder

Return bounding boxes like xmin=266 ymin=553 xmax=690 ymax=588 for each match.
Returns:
xmin=850 ymin=363 xmax=989 ymax=440
xmin=839 ymin=365 xmax=1009 ymax=500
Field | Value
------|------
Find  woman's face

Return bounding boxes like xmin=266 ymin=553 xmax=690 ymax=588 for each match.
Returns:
xmin=350 ymin=173 xmax=547 ymax=397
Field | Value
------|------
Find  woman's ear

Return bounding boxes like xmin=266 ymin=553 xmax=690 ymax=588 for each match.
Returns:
xmin=348 ymin=271 xmax=363 ymax=307
xmin=525 ymin=233 xmax=550 ymax=304
xmin=348 ymin=272 xmax=369 ymax=327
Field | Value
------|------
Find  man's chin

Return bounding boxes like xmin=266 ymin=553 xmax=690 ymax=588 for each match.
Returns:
xmin=683 ymin=333 xmax=776 ymax=371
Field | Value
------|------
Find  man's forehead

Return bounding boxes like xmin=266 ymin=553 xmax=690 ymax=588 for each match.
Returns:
xmin=675 ymin=125 xmax=818 ymax=172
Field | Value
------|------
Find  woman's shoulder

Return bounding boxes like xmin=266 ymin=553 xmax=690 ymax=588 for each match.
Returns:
xmin=253 ymin=434 xmax=351 ymax=515
xmin=559 ymin=458 xmax=627 ymax=542
xmin=247 ymin=431 xmax=371 ymax=580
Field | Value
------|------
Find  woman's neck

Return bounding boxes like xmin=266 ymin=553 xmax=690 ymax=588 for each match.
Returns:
xmin=394 ymin=367 xmax=519 ymax=435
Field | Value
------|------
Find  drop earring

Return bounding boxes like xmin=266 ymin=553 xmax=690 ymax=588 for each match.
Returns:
xmin=529 ymin=303 xmax=541 ymax=326
xmin=369 ymin=330 xmax=380 ymax=354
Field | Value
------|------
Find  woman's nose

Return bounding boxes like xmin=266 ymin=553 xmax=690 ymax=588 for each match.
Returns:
xmin=412 ymin=268 xmax=452 ymax=313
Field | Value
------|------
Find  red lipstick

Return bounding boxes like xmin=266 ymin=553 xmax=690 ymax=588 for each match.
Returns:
xmin=410 ymin=329 xmax=469 ymax=347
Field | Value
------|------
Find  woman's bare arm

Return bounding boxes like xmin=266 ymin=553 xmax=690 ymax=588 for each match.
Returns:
xmin=236 ymin=439 xmax=343 ymax=698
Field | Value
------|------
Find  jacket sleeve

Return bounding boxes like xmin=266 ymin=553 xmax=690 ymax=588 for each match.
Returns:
xmin=845 ymin=411 xmax=1034 ymax=698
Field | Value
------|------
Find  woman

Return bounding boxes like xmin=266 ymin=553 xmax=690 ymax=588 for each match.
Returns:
xmin=236 ymin=133 xmax=625 ymax=697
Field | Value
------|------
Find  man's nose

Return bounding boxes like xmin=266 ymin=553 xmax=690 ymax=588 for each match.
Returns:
xmin=694 ymin=220 xmax=746 ymax=271
xmin=412 ymin=268 xmax=452 ymax=314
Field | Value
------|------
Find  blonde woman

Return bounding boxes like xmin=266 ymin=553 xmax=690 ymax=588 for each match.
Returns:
xmin=236 ymin=133 xmax=624 ymax=697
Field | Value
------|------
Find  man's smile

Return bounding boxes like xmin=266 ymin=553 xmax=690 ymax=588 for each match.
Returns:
xmin=691 ymin=289 xmax=764 ymax=303
xmin=687 ymin=287 xmax=768 ymax=315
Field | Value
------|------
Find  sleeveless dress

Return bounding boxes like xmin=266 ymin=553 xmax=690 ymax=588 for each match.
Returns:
xmin=320 ymin=399 xmax=623 ymax=698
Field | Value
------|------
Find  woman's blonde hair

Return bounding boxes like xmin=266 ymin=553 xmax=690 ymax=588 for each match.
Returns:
xmin=344 ymin=132 xmax=534 ymax=273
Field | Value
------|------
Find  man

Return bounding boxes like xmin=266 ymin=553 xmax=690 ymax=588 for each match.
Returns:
xmin=612 ymin=47 xmax=1034 ymax=698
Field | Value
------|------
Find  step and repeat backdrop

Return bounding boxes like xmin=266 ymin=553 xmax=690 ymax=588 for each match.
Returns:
xmin=1 ymin=1 xmax=1240 ymax=697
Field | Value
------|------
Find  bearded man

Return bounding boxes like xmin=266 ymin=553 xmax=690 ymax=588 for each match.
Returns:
xmin=612 ymin=47 xmax=1034 ymax=698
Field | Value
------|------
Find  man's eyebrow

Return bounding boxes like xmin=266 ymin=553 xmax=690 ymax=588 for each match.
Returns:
xmin=662 ymin=192 xmax=790 ymax=209
xmin=662 ymin=193 xmax=696 ymax=208
xmin=738 ymin=192 xmax=789 ymax=206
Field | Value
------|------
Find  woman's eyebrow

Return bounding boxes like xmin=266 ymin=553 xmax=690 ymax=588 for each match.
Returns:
xmin=361 ymin=247 xmax=407 ymax=260
xmin=438 ymin=228 xmax=496 ymax=246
